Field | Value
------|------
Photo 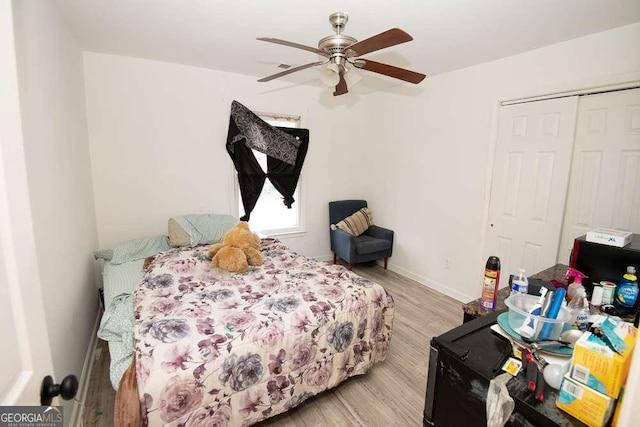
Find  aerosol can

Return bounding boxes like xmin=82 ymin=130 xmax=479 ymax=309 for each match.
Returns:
xmin=481 ymin=256 xmax=501 ymax=310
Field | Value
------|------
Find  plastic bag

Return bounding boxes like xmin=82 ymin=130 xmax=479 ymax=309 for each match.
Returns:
xmin=486 ymin=372 xmax=514 ymax=427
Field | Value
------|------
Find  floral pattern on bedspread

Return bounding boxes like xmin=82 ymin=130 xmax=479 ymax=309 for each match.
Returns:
xmin=134 ymin=238 xmax=394 ymax=426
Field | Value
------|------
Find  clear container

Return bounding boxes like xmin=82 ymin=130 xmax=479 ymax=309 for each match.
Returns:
xmin=504 ymin=293 xmax=571 ymax=341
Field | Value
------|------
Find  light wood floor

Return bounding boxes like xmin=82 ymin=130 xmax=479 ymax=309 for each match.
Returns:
xmin=81 ymin=262 xmax=463 ymax=426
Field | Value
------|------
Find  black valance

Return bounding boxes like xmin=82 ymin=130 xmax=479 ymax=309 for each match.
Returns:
xmin=226 ymin=101 xmax=309 ymax=221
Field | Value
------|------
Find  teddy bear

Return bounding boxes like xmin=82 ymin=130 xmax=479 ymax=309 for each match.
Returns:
xmin=208 ymin=221 xmax=263 ymax=272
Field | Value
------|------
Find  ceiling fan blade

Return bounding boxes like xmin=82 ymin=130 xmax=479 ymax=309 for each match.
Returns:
xmin=258 ymin=61 xmax=325 ymax=82
xmin=257 ymin=37 xmax=330 ymax=58
xmin=333 ymin=70 xmax=348 ymax=96
xmin=346 ymin=28 xmax=413 ymax=57
xmin=354 ymin=59 xmax=426 ymax=84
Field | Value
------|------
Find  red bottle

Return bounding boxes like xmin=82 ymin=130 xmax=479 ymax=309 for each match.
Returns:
xmin=481 ymin=256 xmax=501 ymax=310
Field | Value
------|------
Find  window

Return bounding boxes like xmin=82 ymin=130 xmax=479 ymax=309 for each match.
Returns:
xmin=236 ymin=112 xmax=304 ymax=235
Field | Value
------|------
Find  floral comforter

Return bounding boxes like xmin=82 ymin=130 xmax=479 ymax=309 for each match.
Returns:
xmin=134 ymin=238 xmax=395 ymax=426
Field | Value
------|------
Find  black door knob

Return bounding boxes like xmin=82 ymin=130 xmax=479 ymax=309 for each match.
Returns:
xmin=40 ymin=375 xmax=78 ymax=406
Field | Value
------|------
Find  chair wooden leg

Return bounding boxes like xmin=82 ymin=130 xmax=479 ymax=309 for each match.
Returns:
xmin=333 ymin=253 xmax=337 ymax=264
xmin=384 ymin=257 xmax=388 ymax=269
xmin=348 ymin=263 xmax=353 ymax=271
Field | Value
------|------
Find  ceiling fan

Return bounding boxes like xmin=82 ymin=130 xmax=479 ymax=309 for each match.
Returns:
xmin=257 ymin=12 xmax=426 ymax=96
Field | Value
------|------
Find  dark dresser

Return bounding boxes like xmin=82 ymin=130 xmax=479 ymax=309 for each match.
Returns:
xmin=423 ymin=311 xmax=586 ymax=426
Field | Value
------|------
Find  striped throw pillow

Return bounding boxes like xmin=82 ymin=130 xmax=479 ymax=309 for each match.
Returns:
xmin=332 ymin=207 xmax=373 ymax=236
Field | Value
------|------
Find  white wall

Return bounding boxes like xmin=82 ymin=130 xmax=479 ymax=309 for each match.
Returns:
xmin=12 ymin=0 xmax=99 ymax=420
xmin=84 ymin=23 xmax=640 ymax=305
xmin=361 ymin=22 xmax=640 ymax=302
xmin=57 ymin=18 xmax=640 ymax=422
xmin=83 ymin=53 xmax=369 ymax=258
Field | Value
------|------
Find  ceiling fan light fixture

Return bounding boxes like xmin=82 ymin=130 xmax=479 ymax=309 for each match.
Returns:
xmin=320 ymin=63 xmax=340 ymax=87
xmin=256 ymin=13 xmax=426 ymax=92
xmin=343 ymin=68 xmax=363 ymax=88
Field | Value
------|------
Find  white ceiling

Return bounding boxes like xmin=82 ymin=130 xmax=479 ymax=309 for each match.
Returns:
xmin=55 ymin=0 xmax=640 ymax=92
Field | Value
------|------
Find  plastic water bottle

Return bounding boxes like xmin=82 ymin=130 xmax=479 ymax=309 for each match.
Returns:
xmin=511 ymin=268 xmax=528 ymax=295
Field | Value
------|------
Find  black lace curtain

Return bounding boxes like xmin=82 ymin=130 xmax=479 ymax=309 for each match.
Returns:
xmin=226 ymin=101 xmax=309 ymax=221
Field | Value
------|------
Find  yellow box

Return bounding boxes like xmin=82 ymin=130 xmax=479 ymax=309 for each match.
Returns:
xmin=569 ymin=322 xmax=636 ymax=398
xmin=556 ymin=375 xmax=615 ymax=427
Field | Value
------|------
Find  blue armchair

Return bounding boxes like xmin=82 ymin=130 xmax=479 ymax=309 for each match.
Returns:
xmin=329 ymin=200 xmax=394 ymax=270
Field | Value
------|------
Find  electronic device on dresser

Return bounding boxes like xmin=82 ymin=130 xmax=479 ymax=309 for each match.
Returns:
xmin=570 ymin=233 xmax=640 ymax=297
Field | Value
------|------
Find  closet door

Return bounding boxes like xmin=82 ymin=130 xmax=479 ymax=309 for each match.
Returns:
xmin=485 ymin=97 xmax=578 ymax=280
xmin=558 ymin=88 xmax=640 ymax=263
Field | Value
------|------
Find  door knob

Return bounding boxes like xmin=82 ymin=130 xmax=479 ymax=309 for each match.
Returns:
xmin=40 ymin=375 xmax=78 ymax=406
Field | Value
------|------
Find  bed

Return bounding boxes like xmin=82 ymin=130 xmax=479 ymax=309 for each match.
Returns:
xmin=96 ymin=219 xmax=395 ymax=426
xmin=97 ymin=260 xmax=144 ymax=388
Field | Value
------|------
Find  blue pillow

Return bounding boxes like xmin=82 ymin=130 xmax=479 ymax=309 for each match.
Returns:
xmin=93 ymin=235 xmax=171 ymax=264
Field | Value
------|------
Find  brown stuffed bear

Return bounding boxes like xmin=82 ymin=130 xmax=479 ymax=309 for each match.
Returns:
xmin=208 ymin=221 xmax=263 ymax=272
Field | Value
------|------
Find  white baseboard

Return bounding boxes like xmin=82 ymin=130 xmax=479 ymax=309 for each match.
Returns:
xmin=315 ymin=252 xmax=475 ymax=303
xmin=384 ymin=262 xmax=475 ymax=303
xmin=70 ymin=308 xmax=102 ymax=427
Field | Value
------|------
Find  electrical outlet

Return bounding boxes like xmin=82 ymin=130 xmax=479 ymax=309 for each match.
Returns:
xmin=445 ymin=258 xmax=451 ymax=269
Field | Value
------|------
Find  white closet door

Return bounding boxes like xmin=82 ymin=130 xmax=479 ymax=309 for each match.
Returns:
xmin=485 ymin=97 xmax=578 ymax=281
xmin=558 ymin=88 xmax=640 ymax=264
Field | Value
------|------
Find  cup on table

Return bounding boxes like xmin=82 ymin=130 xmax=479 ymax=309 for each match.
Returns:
xmin=591 ymin=285 xmax=604 ymax=306
xmin=600 ymin=281 xmax=616 ymax=305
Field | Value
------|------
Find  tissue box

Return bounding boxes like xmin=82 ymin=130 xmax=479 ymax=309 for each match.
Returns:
xmin=569 ymin=321 xmax=637 ymax=398
xmin=586 ymin=228 xmax=632 ymax=247
xmin=556 ymin=375 xmax=615 ymax=427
